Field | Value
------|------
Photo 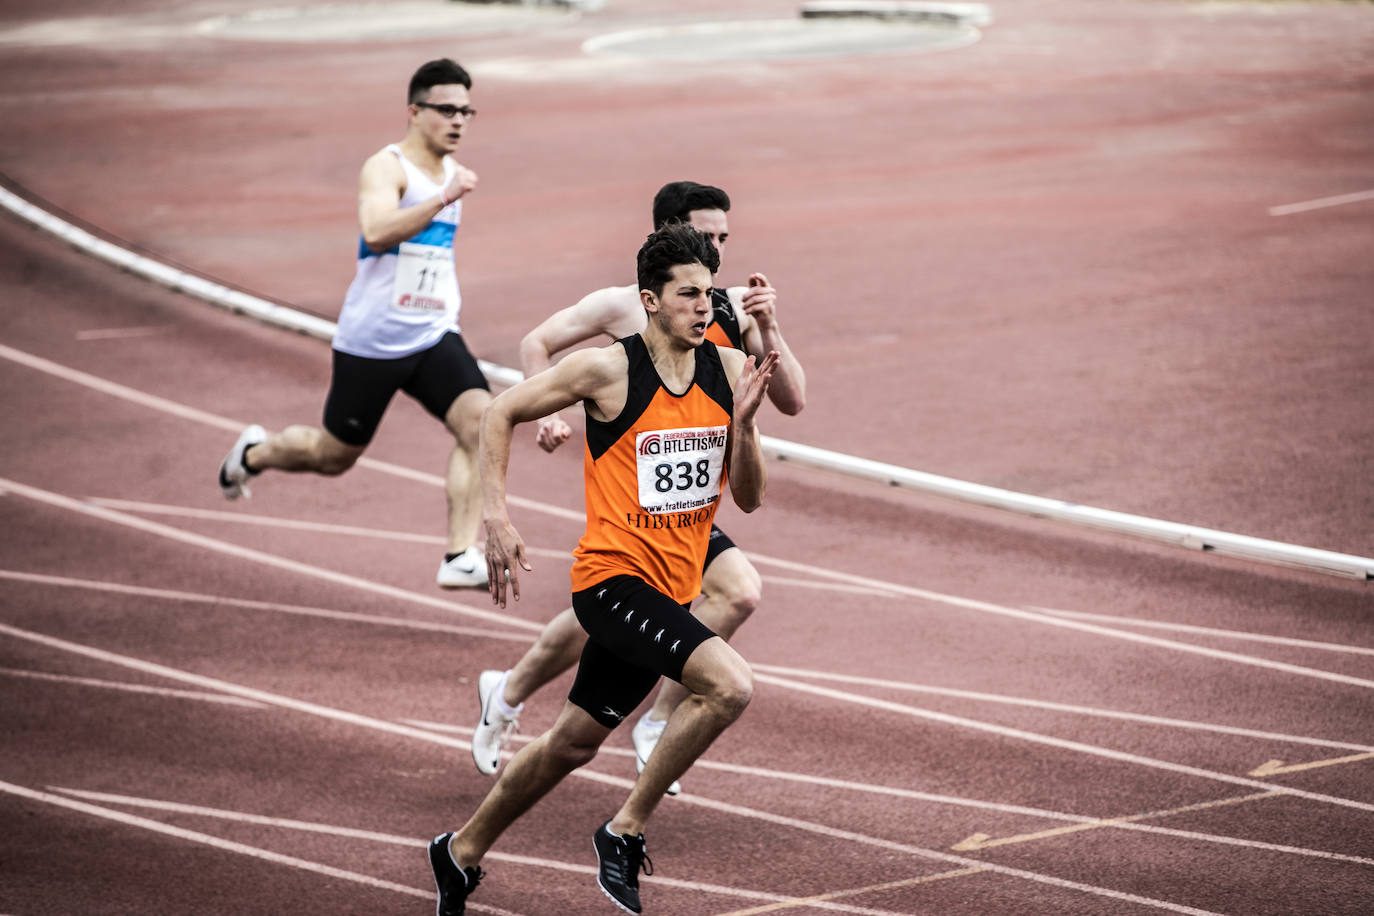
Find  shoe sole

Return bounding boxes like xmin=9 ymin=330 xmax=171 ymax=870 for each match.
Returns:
xmin=437 ymin=576 xmax=486 ymax=589
xmin=592 ymin=835 xmax=643 ymax=915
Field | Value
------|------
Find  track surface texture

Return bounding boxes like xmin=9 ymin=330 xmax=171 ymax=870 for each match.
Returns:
xmin=1 ymin=1 xmax=1371 ymax=914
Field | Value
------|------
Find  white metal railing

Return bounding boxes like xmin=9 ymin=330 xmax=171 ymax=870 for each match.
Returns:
xmin=3 ymin=184 xmax=1369 ymax=580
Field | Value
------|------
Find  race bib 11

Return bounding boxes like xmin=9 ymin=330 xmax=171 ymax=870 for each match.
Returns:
xmin=392 ymin=242 xmax=458 ymax=312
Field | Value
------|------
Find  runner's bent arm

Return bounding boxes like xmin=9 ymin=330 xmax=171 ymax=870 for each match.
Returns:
xmin=719 ymin=347 xmax=780 ymax=513
xmin=480 ymin=347 xmax=627 ymax=604
xmin=732 ymin=275 xmax=806 ymax=415
xmin=356 ymin=152 xmax=478 ymax=253
xmin=517 ymin=286 xmax=645 ymax=453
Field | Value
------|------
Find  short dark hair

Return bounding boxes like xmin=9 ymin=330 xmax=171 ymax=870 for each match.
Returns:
xmin=408 ymin=58 xmax=471 ymax=103
xmin=637 ymin=222 xmax=721 ymax=296
xmin=651 ymin=181 xmax=731 ymax=230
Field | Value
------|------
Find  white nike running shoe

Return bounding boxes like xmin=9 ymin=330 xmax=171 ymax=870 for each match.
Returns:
xmin=471 ymin=669 xmax=520 ymax=776
xmin=218 ymin=424 xmax=266 ymax=500
xmin=437 ymin=545 xmax=486 ymax=589
xmin=631 ymin=713 xmax=680 ymax=796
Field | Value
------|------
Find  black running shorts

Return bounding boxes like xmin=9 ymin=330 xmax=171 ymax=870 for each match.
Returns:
xmin=322 ymin=332 xmax=489 ymax=446
xmin=703 ymin=524 xmax=736 ymax=573
xmin=569 ymin=575 xmax=717 ymax=729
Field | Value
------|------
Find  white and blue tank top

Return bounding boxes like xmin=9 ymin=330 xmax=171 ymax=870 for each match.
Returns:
xmin=332 ymin=144 xmax=464 ymax=359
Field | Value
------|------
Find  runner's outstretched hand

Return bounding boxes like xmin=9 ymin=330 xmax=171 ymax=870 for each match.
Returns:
xmin=733 ymin=350 xmax=779 ymax=426
xmin=483 ymin=517 xmax=531 ymax=608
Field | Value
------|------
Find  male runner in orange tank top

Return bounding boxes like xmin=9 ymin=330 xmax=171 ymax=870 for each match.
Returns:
xmin=428 ymin=223 xmax=779 ymax=915
xmin=469 ymin=181 xmax=805 ymax=797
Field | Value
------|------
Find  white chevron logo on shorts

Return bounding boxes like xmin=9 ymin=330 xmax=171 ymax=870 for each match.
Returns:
xmin=654 ymin=629 xmax=664 ymax=643
xmin=669 ymin=640 xmax=680 ymax=653
xmin=639 ymin=620 xmax=648 ymax=633
xmin=625 ymin=608 xmax=635 ymax=622
xmin=612 ymin=601 xmax=620 ymax=612
xmin=597 ymin=588 xmax=608 ymax=600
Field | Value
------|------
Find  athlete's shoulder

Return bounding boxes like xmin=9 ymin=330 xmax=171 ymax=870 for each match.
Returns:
xmin=579 ymin=283 xmax=641 ymax=312
xmin=358 ymin=146 xmax=406 ymax=188
xmin=722 ymin=284 xmax=749 ymax=305
xmin=712 ymin=341 xmax=747 ymax=376
xmin=574 ymin=284 xmax=646 ymax=336
xmin=560 ymin=337 xmax=631 ymax=384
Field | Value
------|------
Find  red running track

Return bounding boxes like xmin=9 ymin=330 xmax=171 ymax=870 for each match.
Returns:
xmin=1 ymin=1 xmax=1372 ymax=914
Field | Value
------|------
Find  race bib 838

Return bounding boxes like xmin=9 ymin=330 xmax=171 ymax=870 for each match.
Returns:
xmin=635 ymin=425 xmax=727 ymax=514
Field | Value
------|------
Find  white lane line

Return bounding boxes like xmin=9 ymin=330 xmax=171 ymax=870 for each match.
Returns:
xmin=0 ymin=341 xmax=571 ymax=524
xmin=12 ymin=559 xmax=1367 ymax=865
xmin=88 ymin=498 xmax=451 ymax=544
xmin=753 ymin=663 xmax=1374 ymax=754
xmin=9 ymin=563 xmax=1369 ymax=758
xmin=2 ymin=339 xmax=1361 ymax=673
xmin=402 ymin=720 xmax=1374 ymax=867
xmin=1269 ymin=188 xmax=1374 ymax=216
xmin=0 ymin=620 xmax=1226 ymax=914
xmin=72 ymin=495 xmax=1374 ymax=691
xmin=0 ymin=780 xmax=529 ymax=916
xmin=0 ymin=341 xmax=242 ymax=431
xmin=948 ymin=790 xmax=1374 ymax=866
xmin=754 ymin=574 xmax=897 ymax=597
xmin=16 ymin=552 xmax=1368 ymax=791
xmin=0 ymin=479 xmax=542 ymax=634
xmin=0 ymin=569 xmax=535 ymax=645
xmin=75 ymin=325 xmax=172 ymax=341
xmin=47 ymin=788 xmax=918 ymax=916
xmin=750 ymin=552 xmax=1374 ymax=691
xmin=710 ymin=869 xmax=988 ymax=916
xmin=85 ymin=499 xmax=886 ymax=596
xmin=755 ymin=671 xmax=1374 ymax=814
xmin=0 ymin=665 xmax=266 ymax=708
xmin=665 ymin=789 xmax=1227 ymax=916
xmin=1030 ymin=605 xmax=1374 ymax=657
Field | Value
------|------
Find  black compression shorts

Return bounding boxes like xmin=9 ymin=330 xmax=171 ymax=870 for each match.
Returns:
xmin=569 ymin=575 xmax=717 ymax=729
xmin=704 ymin=524 xmax=736 ymax=572
xmin=322 ymin=331 xmax=489 ymax=446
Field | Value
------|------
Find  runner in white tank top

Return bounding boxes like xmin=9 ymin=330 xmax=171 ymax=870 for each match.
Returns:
xmin=217 ymin=58 xmax=493 ymax=591
xmin=334 ymin=143 xmax=464 ymax=359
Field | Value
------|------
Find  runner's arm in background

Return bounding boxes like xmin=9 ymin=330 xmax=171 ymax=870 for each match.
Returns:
xmin=732 ymin=273 xmax=806 ymax=415
xmin=517 ymin=285 xmax=645 ymax=453
xmin=356 ymin=152 xmax=478 ymax=253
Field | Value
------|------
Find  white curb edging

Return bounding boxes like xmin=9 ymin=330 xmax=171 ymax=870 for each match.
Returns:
xmin=2 ymin=184 xmax=1368 ymax=580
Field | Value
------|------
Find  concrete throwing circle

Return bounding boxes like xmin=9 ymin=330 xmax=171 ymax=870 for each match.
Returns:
xmin=582 ymin=18 xmax=980 ymax=61
xmin=196 ymin=2 xmax=579 ymax=42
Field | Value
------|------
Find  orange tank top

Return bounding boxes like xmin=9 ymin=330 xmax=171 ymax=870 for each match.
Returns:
xmin=571 ymin=335 xmax=734 ymax=603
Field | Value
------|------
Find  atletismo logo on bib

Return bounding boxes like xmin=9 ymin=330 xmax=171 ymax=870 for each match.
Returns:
xmin=635 ymin=425 xmax=727 ymax=517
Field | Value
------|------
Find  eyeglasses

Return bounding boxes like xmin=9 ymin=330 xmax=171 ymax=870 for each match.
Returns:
xmin=414 ymin=102 xmax=478 ymax=121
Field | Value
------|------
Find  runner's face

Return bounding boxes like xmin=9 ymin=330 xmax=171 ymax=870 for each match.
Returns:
xmin=410 ymin=84 xmax=472 ymax=154
xmin=687 ymin=209 xmax=729 ymax=260
xmin=648 ymin=263 xmax=714 ymax=347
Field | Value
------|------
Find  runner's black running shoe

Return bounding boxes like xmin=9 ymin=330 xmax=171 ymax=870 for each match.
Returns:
xmin=592 ymin=820 xmax=653 ymax=914
xmin=429 ymin=833 xmax=483 ymax=916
